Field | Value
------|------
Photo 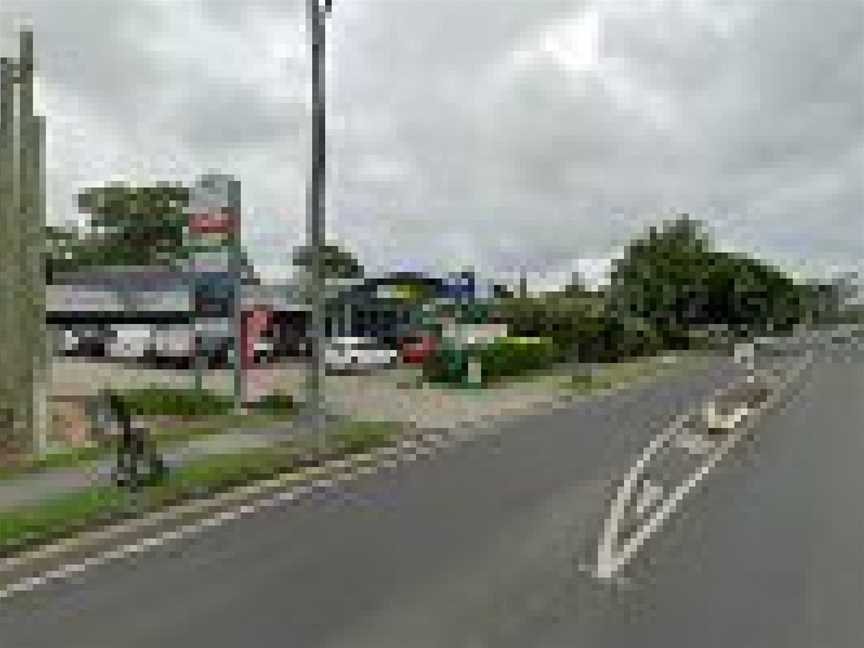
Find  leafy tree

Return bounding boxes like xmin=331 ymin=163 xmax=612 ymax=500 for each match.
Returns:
xmin=77 ymin=183 xmax=191 ymax=267
xmin=608 ymin=214 xmax=812 ymax=343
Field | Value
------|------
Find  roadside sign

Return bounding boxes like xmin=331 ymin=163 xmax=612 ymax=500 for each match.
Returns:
xmin=188 ymin=209 xmax=236 ymax=235
xmin=185 ymin=174 xmax=243 ymax=408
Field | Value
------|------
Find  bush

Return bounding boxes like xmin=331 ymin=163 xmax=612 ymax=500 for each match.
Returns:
xmin=480 ymin=337 xmax=557 ymax=383
xmin=494 ymin=295 xmax=605 ymax=361
xmin=422 ymin=345 xmax=471 ymax=385
xmin=116 ymin=388 xmax=233 ymax=417
xmin=422 ymin=336 xmax=556 ymax=386
xmin=248 ymin=391 xmax=295 ymax=415
xmin=595 ymin=314 xmax=664 ymax=362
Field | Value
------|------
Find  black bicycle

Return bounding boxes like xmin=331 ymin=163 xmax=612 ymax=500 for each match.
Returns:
xmin=87 ymin=390 xmax=166 ymax=491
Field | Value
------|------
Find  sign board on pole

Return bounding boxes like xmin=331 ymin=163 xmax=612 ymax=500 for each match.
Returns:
xmin=185 ymin=174 xmax=243 ymax=407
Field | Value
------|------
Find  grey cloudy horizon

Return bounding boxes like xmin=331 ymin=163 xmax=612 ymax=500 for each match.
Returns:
xmin=1 ymin=0 xmax=861 ymax=289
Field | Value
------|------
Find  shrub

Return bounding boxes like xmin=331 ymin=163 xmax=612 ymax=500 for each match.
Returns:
xmin=116 ymin=388 xmax=233 ymax=417
xmin=422 ymin=336 xmax=556 ymax=386
xmin=480 ymin=337 xmax=556 ymax=383
xmin=248 ymin=391 xmax=295 ymax=415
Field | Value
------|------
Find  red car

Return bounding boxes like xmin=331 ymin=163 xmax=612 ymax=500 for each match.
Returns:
xmin=399 ymin=333 xmax=437 ymax=364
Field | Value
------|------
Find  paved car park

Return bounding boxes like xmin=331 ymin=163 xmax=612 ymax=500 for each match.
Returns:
xmin=48 ymin=357 xmax=573 ymax=432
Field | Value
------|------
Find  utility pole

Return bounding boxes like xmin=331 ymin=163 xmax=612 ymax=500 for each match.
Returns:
xmin=0 ymin=28 xmax=49 ymax=457
xmin=305 ymin=0 xmax=331 ymax=448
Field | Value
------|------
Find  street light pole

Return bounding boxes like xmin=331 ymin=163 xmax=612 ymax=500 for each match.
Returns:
xmin=305 ymin=0 xmax=331 ymax=448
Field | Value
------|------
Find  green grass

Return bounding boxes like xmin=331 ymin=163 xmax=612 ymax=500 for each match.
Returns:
xmin=0 ymin=486 xmax=133 ymax=556
xmin=0 ymin=394 xmax=298 ymax=481
xmin=0 ymin=420 xmax=401 ymax=557
xmin=0 ymin=444 xmax=107 ymax=480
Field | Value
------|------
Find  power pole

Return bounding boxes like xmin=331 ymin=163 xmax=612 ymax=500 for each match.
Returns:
xmin=305 ymin=0 xmax=331 ymax=448
xmin=0 ymin=28 xmax=49 ymax=457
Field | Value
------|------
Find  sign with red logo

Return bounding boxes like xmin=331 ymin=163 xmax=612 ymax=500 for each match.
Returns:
xmin=188 ymin=209 xmax=236 ymax=235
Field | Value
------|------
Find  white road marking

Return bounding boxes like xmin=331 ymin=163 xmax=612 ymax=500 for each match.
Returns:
xmin=593 ymin=352 xmax=813 ymax=581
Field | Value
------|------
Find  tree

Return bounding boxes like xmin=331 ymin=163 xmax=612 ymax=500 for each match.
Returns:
xmin=77 ymin=183 xmax=190 ymax=267
xmin=608 ymin=214 xmax=812 ymax=343
xmin=291 ymin=243 xmax=364 ymax=280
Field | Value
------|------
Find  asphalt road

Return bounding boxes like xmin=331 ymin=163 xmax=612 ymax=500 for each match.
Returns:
xmin=1 ymin=339 xmax=861 ymax=647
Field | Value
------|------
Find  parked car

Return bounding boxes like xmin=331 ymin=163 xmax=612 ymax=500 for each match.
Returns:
xmin=399 ymin=333 xmax=437 ymax=364
xmin=252 ymin=335 xmax=277 ymax=365
xmin=61 ymin=325 xmax=108 ymax=357
xmin=325 ymin=336 xmax=398 ymax=373
xmin=107 ymin=325 xmax=154 ymax=360
xmin=152 ymin=325 xmax=194 ymax=368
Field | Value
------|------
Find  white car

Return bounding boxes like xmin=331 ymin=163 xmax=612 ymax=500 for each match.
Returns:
xmin=325 ymin=337 xmax=397 ymax=372
xmin=107 ymin=325 xmax=154 ymax=360
xmin=153 ymin=325 xmax=195 ymax=366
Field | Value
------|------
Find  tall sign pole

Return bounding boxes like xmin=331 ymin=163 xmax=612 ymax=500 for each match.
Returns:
xmin=306 ymin=0 xmax=331 ymax=447
xmin=0 ymin=28 xmax=49 ymax=457
xmin=187 ymin=174 xmax=243 ymax=411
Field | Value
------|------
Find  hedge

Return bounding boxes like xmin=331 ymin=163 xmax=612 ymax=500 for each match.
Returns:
xmin=113 ymin=388 xmax=297 ymax=417
xmin=115 ymin=388 xmax=234 ymax=417
xmin=422 ymin=336 xmax=557 ymax=386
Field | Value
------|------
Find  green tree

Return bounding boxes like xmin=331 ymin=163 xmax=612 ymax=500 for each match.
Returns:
xmin=76 ymin=183 xmax=190 ymax=267
xmin=608 ymin=214 xmax=811 ymax=343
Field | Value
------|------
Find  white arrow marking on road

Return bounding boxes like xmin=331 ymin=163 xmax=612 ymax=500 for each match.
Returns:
xmin=593 ymin=352 xmax=813 ymax=581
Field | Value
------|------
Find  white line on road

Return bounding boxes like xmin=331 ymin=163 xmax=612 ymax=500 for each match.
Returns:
xmin=592 ymin=352 xmax=813 ymax=581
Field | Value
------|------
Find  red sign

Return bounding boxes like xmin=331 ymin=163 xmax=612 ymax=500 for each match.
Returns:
xmin=188 ymin=209 xmax=236 ymax=235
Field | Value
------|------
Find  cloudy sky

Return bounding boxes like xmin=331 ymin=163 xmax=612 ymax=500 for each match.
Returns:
xmin=1 ymin=0 xmax=861 ymax=289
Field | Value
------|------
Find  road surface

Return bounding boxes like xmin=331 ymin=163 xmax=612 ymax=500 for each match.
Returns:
xmin=0 ymin=340 xmax=860 ymax=647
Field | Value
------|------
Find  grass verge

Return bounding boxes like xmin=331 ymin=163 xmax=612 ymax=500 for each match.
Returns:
xmin=0 ymin=420 xmax=401 ymax=557
xmin=567 ymin=353 xmax=710 ymax=393
xmin=0 ymin=406 xmax=298 ymax=482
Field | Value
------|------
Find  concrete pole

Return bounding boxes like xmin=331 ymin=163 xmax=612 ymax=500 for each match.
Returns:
xmin=20 ymin=32 xmax=48 ymax=456
xmin=18 ymin=31 xmax=49 ymax=456
xmin=0 ymin=29 xmax=48 ymax=456
xmin=18 ymin=33 xmax=35 ymax=436
xmin=305 ymin=0 xmax=330 ymax=448
xmin=28 ymin=113 xmax=49 ymax=456
xmin=0 ymin=57 xmax=15 ymax=448
xmin=228 ymin=178 xmax=244 ymax=412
